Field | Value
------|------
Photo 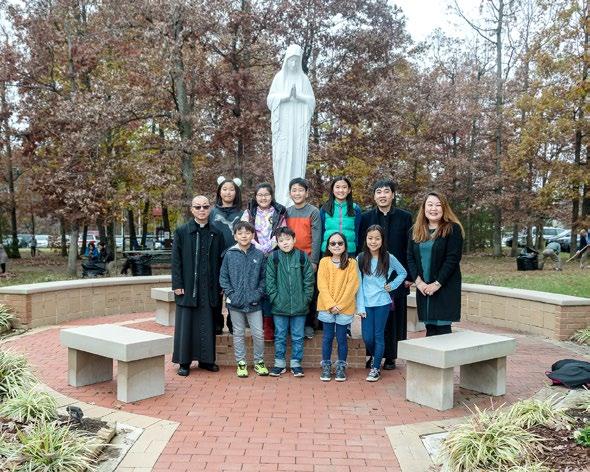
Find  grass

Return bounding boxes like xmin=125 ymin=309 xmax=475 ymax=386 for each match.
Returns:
xmin=0 ymin=389 xmax=58 ymax=423
xmin=574 ymin=425 xmax=590 ymax=447
xmin=0 ymin=305 xmax=15 ymax=333
xmin=505 ymin=397 xmax=573 ymax=430
xmin=571 ymin=328 xmax=590 ymax=345
xmin=0 ymin=350 xmax=36 ymax=399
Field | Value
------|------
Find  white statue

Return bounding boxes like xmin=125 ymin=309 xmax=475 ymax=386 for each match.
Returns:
xmin=267 ymin=44 xmax=315 ymax=206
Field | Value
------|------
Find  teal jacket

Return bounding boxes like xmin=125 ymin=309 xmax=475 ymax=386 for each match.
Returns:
xmin=265 ymin=249 xmax=315 ymax=316
xmin=320 ymin=201 xmax=362 ymax=255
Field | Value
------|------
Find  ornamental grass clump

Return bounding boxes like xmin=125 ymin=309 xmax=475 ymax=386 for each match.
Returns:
xmin=505 ymin=397 xmax=573 ymax=430
xmin=0 ymin=350 xmax=36 ymax=399
xmin=0 ymin=305 xmax=15 ymax=334
xmin=0 ymin=389 xmax=58 ymax=423
xmin=571 ymin=327 xmax=590 ymax=345
xmin=438 ymin=406 xmax=541 ymax=472
xmin=574 ymin=425 xmax=590 ymax=447
xmin=505 ymin=463 xmax=553 ymax=472
xmin=18 ymin=421 xmax=98 ymax=472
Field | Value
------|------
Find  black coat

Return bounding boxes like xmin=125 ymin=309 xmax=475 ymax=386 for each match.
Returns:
xmin=407 ymin=223 xmax=463 ymax=322
xmin=359 ymin=206 xmax=413 ymax=298
xmin=171 ymin=219 xmax=224 ymax=308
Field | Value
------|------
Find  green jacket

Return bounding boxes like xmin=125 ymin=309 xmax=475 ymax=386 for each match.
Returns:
xmin=265 ymin=249 xmax=315 ymax=316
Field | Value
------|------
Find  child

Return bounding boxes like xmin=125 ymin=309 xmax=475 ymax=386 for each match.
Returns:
xmin=356 ymin=225 xmax=407 ymax=382
xmin=287 ymin=177 xmax=321 ymax=339
xmin=316 ymin=232 xmax=359 ymax=381
xmin=219 ymin=221 xmax=269 ymax=377
xmin=320 ymin=176 xmax=362 ymax=256
xmin=242 ymin=182 xmax=288 ymax=341
xmin=265 ymin=227 xmax=315 ymax=377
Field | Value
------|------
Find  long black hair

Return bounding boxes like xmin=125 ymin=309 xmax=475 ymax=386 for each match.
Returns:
xmin=321 ymin=176 xmax=355 ymax=217
xmin=323 ymin=231 xmax=350 ymax=270
xmin=215 ymin=179 xmax=242 ymax=208
xmin=359 ymin=225 xmax=389 ymax=277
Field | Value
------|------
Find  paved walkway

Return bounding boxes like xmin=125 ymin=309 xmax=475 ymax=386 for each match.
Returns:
xmin=2 ymin=313 xmax=586 ymax=471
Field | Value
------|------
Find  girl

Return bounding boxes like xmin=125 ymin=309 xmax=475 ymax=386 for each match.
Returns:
xmin=356 ymin=225 xmax=407 ymax=382
xmin=210 ymin=177 xmax=243 ymax=249
xmin=316 ymin=232 xmax=359 ymax=382
xmin=320 ymin=176 xmax=362 ymax=256
xmin=407 ymin=191 xmax=464 ymax=337
xmin=242 ymin=182 xmax=288 ymax=340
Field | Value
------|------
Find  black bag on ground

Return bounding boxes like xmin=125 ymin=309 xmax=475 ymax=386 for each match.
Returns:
xmin=81 ymin=261 xmax=106 ymax=278
xmin=546 ymin=358 xmax=590 ymax=388
xmin=516 ymin=246 xmax=539 ymax=271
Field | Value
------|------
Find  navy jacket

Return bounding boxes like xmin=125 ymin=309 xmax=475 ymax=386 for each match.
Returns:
xmin=219 ymin=244 xmax=265 ymax=312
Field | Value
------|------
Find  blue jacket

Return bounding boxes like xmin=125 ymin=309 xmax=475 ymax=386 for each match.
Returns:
xmin=219 ymin=244 xmax=265 ymax=313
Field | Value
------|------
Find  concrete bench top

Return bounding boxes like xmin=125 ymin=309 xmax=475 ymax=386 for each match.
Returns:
xmin=461 ymin=283 xmax=590 ymax=306
xmin=0 ymin=275 xmax=172 ymax=295
xmin=60 ymin=324 xmax=173 ymax=362
xmin=151 ymin=287 xmax=175 ymax=302
xmin=398 ymin=331 xmax=516 ymax=369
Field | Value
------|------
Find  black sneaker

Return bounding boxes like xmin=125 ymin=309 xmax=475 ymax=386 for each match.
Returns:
xmin=320 ymin=362 xmax=332 ymax=381
xmin=383 ymin=359 xmax=396 ymax=370
xmin=366 ymin=368 xmax=380 ymax=382
xmin=269 ymin=366 xmax=286 ymax=377
xmin=291 ymin=367 xmax=305 ymax=377
xmin=365 ymin=356 xmax=373 ymax=369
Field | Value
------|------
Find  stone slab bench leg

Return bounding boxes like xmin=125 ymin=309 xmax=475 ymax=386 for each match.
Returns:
xmin=68 ymin=348 xmax=113 ymax=387
xmin=406 ymin=361 xmax=454 ymax=411
xmin=117 ymin=355 xmax=165 ymax=403
xmin=460 ymin=357 xmax=506 ymax=396
xmin=155 ymin=301 xmax=175 ymax=327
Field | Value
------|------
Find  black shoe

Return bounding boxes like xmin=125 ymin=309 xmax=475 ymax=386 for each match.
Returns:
xmin=383 ymin=359 xmax=396 ymax=370
xmin=177 ymin=366 xmax=190 ymax=376
xmin=215 ymin=327 xmax=223 ymax=335
xmin=365 ymin=356 xmax=373 ymax=369
xmin=198 ymin=362 xmax=220 ymax=372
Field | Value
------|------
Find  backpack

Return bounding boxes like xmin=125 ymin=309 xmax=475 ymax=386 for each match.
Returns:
xmin=546 ymin=359 xmax=590 ymax=388
xmin=271 ymin=249 xmax=306 ymax=276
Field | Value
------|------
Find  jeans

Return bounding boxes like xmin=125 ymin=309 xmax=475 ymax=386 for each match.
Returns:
xmin=273 ymin=315 xmax=306 ymax=368
xmin=322 ymin=322 xmax=349 ymax=362
xmin=230 ymin=309 xmax=264 ymax=363
xmin=361 ymin=304 xmax=390 ymax=370
xmin=425 ymin=324 xmax=452 ymax=337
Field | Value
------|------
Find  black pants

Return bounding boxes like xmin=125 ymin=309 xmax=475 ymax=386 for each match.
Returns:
xmin=425 ymin=324 xmax=452 ymax=337
xmin=383 ymin=296 xmax=408 ymax=360
xmin=306 ymin=282 xmax=319 ymax=329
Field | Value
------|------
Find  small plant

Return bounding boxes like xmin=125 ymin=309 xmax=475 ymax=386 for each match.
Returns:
xmin=438 ymin=406 xmax=541 ymax=471
xmin=506 ymin=463 xmax=552 ymax=472
xmin=0 ymin=389 xmax=57 ymax=423
xmin=0 ymin=432 xmax=18 ymax=460
xmin=574 ymin=425 xmax=590 ymax=447
xmin=0 ymin=350 xmax=36 ymax=399
xmin=571 ymin=328 xmax=590 ymax=345
xmin=17 ymin=421 xmax=98 ymax=472
xmin=0 ymin=304 xmax=16 ymax=333
xmin=506 ymin=397 xmax=573 ymax=430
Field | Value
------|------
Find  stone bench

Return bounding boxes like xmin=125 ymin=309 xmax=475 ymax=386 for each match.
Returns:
xmin=398 ymin=330 xmax=517 ymax=411
xmin=60 ymin=324 xmax=173 ymax=403
xmin=151 ymin=287 xmax=175 ymax=326
xmin=407 ymin=292 xmax=424 ymax=332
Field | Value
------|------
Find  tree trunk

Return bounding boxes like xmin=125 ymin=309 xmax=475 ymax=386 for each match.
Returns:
xmin=67 ymin=226 xmax=79 ymax=276
xmin=127 ymin=209 xmax=139 ymax=250
xmin=60 ymin=217 xmax=68 ymax=257
xmin=511 ymin=224 xmax=519 ymax=255
xmin=81 ymin=224 xmax=88 ymax=255
xmin=141 ymin=200 xmax=150 ymax=248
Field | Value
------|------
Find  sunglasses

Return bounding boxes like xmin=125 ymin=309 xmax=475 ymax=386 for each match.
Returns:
xmin=329 ymin=241 xmax=345 ymax=247
xmin=192 ymin=205 xmax=210 ymax=210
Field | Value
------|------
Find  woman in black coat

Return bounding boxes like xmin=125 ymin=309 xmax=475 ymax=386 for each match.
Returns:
xmin=407 ymin=191 xmax=464 ymax=336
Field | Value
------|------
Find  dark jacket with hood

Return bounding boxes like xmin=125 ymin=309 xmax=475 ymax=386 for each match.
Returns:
xmin=219 ymin=244 xmax=265 ymax=313
xmin=210 ymin=205 xmax=243 ymax=249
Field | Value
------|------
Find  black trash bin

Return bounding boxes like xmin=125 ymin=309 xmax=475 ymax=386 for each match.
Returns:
xmin=122 ymin=254 xmax=153 ymax=276
xmin=516 ymin=247 xmax=539 ymax=271
xmin=82 ymin=261 xmax=107 ymax=278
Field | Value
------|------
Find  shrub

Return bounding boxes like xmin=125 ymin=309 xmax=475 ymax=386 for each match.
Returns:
xmin=505 ymin=397 xmax=573 ymax=430
xmin=0 ymin=432 xmax=18 ymax=460
xmin=0 ymin=305 xmax=16 ymax=334
xmin=571 ymin=328 xmax=590 ymax=345
xmin=0 ymin=389 xmax=57 ymax=423
xmin=17 ymin=421 xmax=98 ymax=472
xmin=0 ymin=350 xmax=36 ymax=399
xmin=574 ymin=425 xmax=590 ymax=447
xmin=438 ymin=406 xmax=541 ymax=472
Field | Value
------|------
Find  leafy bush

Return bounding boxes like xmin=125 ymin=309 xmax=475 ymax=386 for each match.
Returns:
xmin=0 ymin=389 xmax=57 ymax=423
xmin=0 ymin=304 xmax=16 ymax=333
xmin=506 ymin=397 xmax=573 ymax=430
xmin=0 ymin=350 xmax=36 ymax=399
xmin=574 ymin=425 xmax=590 ymax=447
xmin=571 ymin=328 xmax=590 ymax=345
xmin=438 ymin=406 xmax=541 ymax=472
xmin=17 ymin=421 xmax=98 ymax=472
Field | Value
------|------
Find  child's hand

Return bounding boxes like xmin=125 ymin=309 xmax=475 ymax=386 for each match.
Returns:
xmin=384 ymin=283 xmax=392 ymax=292
xmin=357 ymin=312 xmax=366 ymax=318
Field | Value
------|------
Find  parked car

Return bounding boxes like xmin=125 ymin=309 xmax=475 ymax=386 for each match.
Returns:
xmin=17 ymin=234 xmax=32 ymax=248
xmin=547 ymin=230 xmax=581 ymax=253
xmin=504 ymin=227 xmax=566 ymax=248
xmin=35 ymin=235 xmax=50 ymax=248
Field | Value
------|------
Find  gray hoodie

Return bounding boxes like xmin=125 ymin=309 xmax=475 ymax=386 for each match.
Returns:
xmin=219 ymin=244 xmax=265 ymax=313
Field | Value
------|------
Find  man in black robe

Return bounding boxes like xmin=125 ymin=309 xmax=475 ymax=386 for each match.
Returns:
xmin=172 ymin=195 xmax=224 ymax=376
xmin=359 ymin=180 xmax=413 ymax=370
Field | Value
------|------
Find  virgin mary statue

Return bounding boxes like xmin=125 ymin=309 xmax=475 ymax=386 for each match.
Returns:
xmin=267 ymin=44 xmax=315 ymax=205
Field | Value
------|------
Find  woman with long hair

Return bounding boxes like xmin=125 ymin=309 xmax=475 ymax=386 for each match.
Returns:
xmin=407 ymin=191 xmax=464 ymax=337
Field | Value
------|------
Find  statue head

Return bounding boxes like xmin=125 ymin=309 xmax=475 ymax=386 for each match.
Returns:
xmin=283 ymin=44 xmax=303 ymax=74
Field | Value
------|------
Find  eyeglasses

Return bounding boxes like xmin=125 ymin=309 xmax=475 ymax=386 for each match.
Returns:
xmin=329 ymin=241 xmax=345 ymax=247
xmin=192 ymin=205 xmax=210 ymax=210
xmin=256 ymin=193 xmax=271 ymax=198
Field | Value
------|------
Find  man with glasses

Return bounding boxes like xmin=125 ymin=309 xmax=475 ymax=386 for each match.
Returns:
xmin=172 ymin=195 xmax=225 ymax=376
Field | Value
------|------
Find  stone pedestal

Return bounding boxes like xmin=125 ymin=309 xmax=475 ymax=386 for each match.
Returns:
xmin=406 ymin=361 xmax=454 ymax=411
xmin=460 ymin=356 xmax=507 ymax=396
xmin=117 ymin=355 xmax=165 ymax=403
xmin=155 ymin=300 xmax=175 ymax=327
xmin=68 ymin=348 xmax=113 ymax=387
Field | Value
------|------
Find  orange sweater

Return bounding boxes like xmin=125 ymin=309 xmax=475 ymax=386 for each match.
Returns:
xmin=316 ymin=256 xmax=360 ymax=315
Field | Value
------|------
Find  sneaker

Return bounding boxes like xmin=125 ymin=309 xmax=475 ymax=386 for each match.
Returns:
xmin=335 ymin=363 xmax=346 ymax=382
xmin=254 ymin=361 xmax=269 ymax=376
xmin=320 ymin=362 xmax=332 ymax=381
xmin=291 ymin=367 xmax=305 ymax=377
xmin=236 ymin=361 xmax=248 ymax=378
xmin=269 ymin=366 xmax=286 ymax=377
xmin=365 ymin=356 xmax=373 ymax=369
xmin=366 ymin=368 xmax=380 ymax=382
xmin=304 ymin=326 xmax=314 ymax=339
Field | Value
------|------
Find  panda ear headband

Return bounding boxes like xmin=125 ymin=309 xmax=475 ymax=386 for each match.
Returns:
xmin=217 ymin=176 xmax=242 ymax=187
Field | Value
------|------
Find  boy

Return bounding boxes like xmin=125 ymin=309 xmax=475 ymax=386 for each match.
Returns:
xmin=219 ymin=221 xmax=269 ymax=377
xmin=265 ymin=227 xmax=315 ymax=377
xmin=286 ymin=178 xmax=321 ymax=339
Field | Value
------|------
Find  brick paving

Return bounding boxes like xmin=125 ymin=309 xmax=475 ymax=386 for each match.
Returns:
xmin=2 ymin=313 xmax=585 ymax=471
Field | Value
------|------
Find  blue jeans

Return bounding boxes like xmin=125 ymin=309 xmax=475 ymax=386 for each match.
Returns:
xmin=273 ymin=315 xmax=306 ymax=368
xmin=322 ymin=322 xmax=349 ymax=362
xmin=362 ymin=304 xmax=391 ymax=370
